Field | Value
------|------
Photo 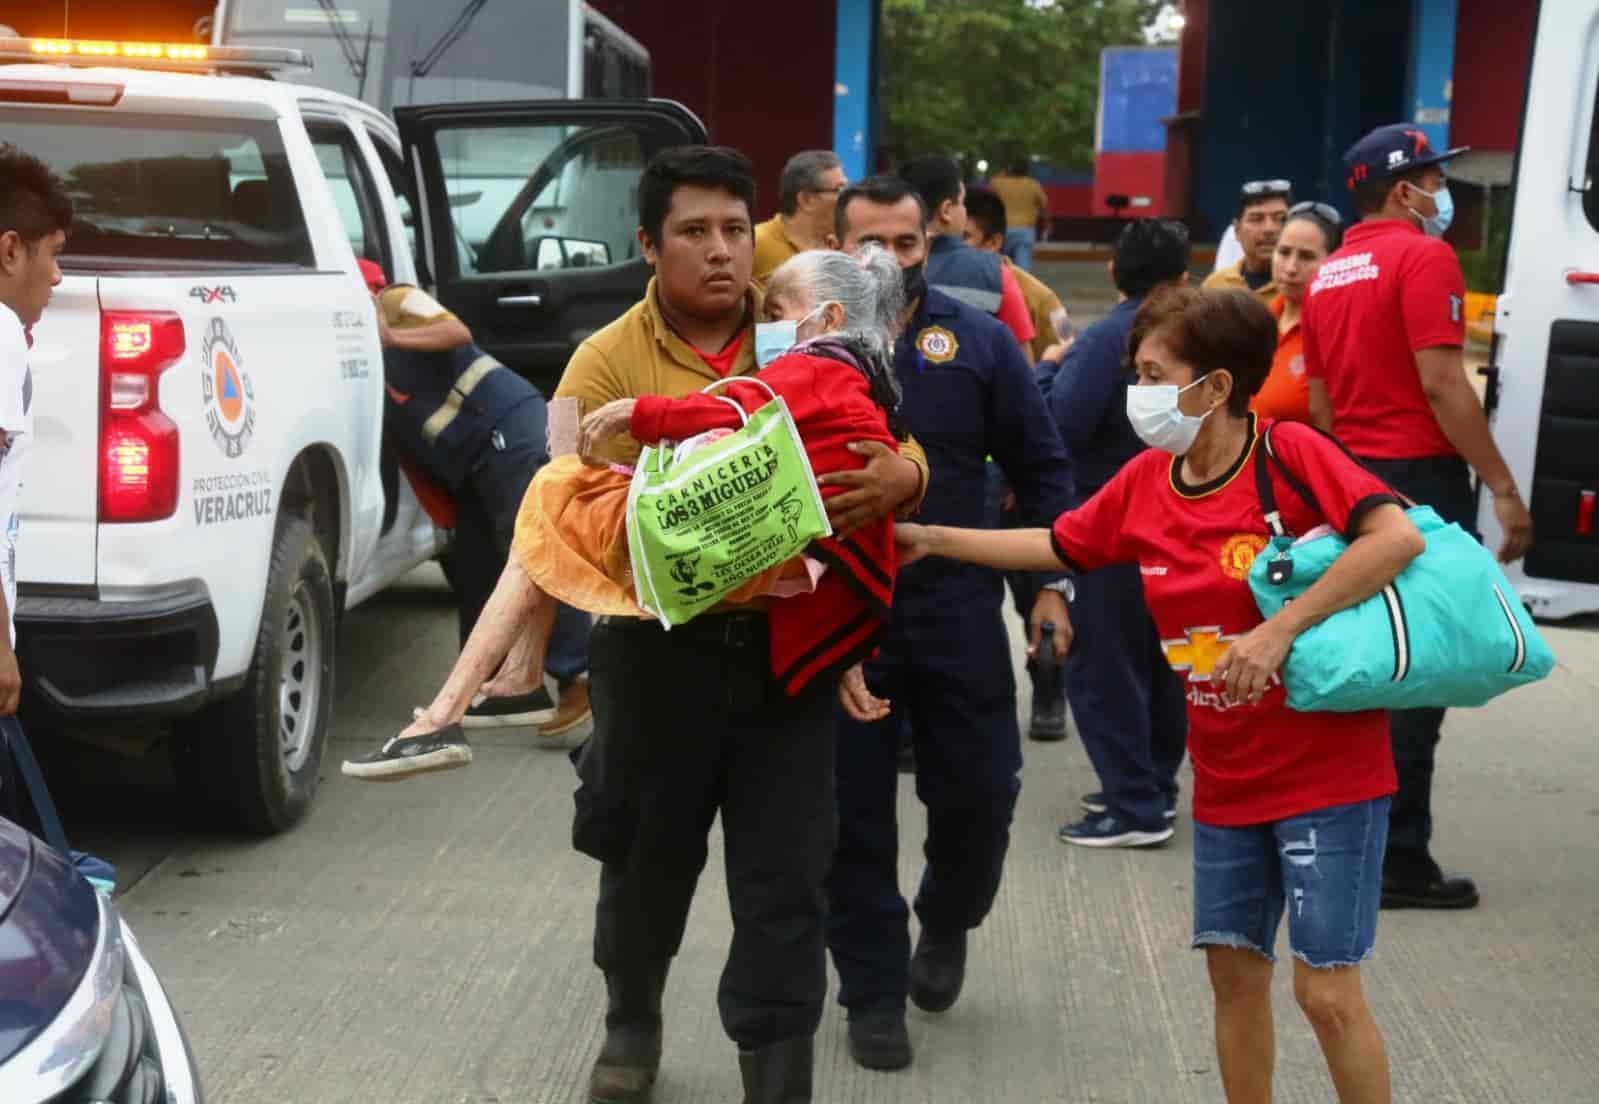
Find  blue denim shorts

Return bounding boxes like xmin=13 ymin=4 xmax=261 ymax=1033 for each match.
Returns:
xmin=1192 ymin=796 xmax=1391 ymax=968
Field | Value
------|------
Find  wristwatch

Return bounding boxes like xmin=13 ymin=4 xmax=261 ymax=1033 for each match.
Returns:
xmin=1042 ymin=578 xmax=1076 ymax=602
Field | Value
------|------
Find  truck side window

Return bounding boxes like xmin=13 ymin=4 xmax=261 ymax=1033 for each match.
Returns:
xmin=307 ymin=119 xmax=391 ymax=277
xmin=433 ymin=123 xmax=648 ymax=276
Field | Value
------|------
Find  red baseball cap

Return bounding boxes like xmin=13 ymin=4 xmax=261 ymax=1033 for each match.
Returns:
xmin=357 ymin=258 xmax=387 ymax=294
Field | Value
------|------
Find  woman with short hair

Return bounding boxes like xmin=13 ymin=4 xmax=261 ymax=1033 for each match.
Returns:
xmin=894 ymin=287 xmax=1420 ymax=1103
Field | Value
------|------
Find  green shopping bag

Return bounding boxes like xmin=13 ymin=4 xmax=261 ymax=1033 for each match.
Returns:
xmin=626 ymin=378 xmax=832 ymax=627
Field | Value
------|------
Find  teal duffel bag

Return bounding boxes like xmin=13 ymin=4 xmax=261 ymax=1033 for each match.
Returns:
xmin=1248 ymin=426 xmax=1554 ymax=713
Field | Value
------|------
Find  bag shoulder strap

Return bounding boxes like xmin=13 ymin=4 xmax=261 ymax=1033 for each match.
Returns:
xmin=1253 ymin=422 xmax=1328 ymax=539
xmin=1 ymin=717 xmax=71 ymax=856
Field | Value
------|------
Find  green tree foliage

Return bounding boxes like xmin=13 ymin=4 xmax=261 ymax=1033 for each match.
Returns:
xmin=881 ymin=0 xmax=1165 ymax=171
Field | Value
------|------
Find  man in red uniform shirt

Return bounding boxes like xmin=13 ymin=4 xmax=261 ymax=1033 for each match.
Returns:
xmin=1303 ymin=123 xmax=1535 ymax=911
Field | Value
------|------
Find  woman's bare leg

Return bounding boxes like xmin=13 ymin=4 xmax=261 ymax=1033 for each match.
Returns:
xmin=1293 ymin=961 xmax=1390 ymax=1103
xmin=1208 ymin=946 xmax=1276 ymax=1104
xmin=402 ymin=560 xmax=543 ymax=737
xmin=477 ymin=607 xmax=551 ymax=699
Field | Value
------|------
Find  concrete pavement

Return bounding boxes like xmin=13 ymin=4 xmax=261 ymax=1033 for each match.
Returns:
xmin=70 ymin=564 xmax=1599 ymax=1103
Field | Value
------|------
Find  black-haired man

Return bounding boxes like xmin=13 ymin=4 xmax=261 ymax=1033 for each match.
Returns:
xmin=0 ymin=144 xmax=69 ymax=828
xmin=827 ymin=174 xmax=1072 ymax=1072
xmin=553 ymin=146 xmax=928 ymax=1103
xmin=1303 ymin=123 xmax=1533 ymax=912
xmin=1038 ymin=219 xmax=1190 ymax=849
xmin=898 ymin=154 xmax=1036 ymax=349
xmin=964 ymin=186 xmax=1070 ymax=364
xmin=1203 ymin=179 xmax=1291 ymax=301
xmin=752 ymin=149 xmax=845 ymax=286
xmin=0 ymin=145 xmax=68 ymax=714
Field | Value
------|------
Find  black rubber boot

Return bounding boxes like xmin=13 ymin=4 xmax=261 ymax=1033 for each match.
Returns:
xmin=738 ymin=1035 xmax=815 ymax=1103
xmin=589 ymin=962 xmax=668 ymax=1103
xmin=909 ymin=928 xmax=968 ymax=1013
xmin=1027 ymin=624 xmax=1069 ymax=742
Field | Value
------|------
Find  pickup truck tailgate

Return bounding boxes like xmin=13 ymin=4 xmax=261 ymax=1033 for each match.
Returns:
xmin=18 ymin=275 xmax=101 ymax=587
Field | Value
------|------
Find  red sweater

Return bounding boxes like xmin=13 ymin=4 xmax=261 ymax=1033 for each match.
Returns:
xmin=630 ymin=345 xmax=899 ymax=694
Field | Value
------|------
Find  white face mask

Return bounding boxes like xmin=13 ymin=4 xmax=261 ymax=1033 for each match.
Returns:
xmin=754 ymin=303 xmax=832 ymax=367
xmin=1125 ymin=377 xmax=1217 ymax=455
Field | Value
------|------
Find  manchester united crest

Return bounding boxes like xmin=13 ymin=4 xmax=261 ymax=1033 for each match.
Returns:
xmin=1218 ymin=533 xmax=1268 ymax=581
xmin=916 ymin=325 xmax=958 ymax=364
xmin=200 ymin=317 xmax=256 ymax=458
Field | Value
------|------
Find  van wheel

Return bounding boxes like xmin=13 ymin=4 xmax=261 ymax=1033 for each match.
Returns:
xmin=172 ymin=516 xmax=335 ymax=834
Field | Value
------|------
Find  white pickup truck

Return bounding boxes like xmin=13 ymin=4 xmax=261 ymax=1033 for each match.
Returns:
xmin=0 ymin=37 xmax=706 ymax=831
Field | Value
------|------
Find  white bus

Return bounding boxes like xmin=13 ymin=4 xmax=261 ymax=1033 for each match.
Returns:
xmin=211 ymin=0 xmax=649 ymax=113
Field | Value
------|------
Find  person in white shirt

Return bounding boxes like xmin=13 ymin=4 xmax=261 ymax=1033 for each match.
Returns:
xmin=1213 ymin=222 xmax=1245 ymax=272
xmin=0 ymin=144 xmax=71 ymax=715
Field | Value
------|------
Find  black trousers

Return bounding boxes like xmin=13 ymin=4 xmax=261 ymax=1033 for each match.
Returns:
xmin=827 ymin=598 xmax=1021 ymax=1014
xmin=1359 ymin=454 xmax=1477 ymax=874
xmin=573 ymin=613 xmax=838 ymax=1049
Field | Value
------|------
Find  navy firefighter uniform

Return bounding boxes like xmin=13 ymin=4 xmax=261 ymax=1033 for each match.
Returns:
xmin=826 ymin=288 xmax=1073 ymax=1016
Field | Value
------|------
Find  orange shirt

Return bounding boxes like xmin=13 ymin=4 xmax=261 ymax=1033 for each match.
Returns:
xmin=1252 ymin=296 xmax=1310 ymax=423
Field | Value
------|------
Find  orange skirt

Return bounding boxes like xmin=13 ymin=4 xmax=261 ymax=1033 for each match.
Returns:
xmin=510 ymin=456 xmax=815 ymax=618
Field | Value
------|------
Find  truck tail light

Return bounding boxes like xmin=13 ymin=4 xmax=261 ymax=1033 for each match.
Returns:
xmin=99 ymin=312 xmax=183 ymax=523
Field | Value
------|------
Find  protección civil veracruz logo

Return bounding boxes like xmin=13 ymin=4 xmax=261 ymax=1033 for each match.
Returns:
xmin=200 ymin=317 xmax=256 ymax=458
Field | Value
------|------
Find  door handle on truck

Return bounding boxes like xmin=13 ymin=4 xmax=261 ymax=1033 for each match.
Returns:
xmin=497 ymin=293 xmax=544 ymax=307
xmin=1565 ymin=271 xmax=1599 ymax=285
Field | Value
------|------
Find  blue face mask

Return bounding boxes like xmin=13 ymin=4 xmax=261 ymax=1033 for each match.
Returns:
xmin=754 ymin=304 xmax=829 ymax=368
xmin=1407 ymin=181 xmax=1454 ymax=238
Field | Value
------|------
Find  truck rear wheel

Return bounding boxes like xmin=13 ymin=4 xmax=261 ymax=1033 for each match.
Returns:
xmin=172 ymin=516 xmax=335 ymax=834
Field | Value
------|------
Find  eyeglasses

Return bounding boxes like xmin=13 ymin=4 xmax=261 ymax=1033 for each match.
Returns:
xmin=809 ymin=183 xmax=849 ymax=196
xmin=1240 ymin=179 xmax=1292 ymax=198
xmin=1289 ymin=200 xmax=1343 ymax=224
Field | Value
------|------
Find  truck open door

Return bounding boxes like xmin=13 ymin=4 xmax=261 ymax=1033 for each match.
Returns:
xmin=395 ymin=99 xmax=707 ymax=396
xmin=1483 ymin=0 xmax=1599 ymax=620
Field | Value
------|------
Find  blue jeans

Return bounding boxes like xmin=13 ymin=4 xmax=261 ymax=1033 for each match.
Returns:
xmin=1193 ymin=797 xmax=1391 ymax=968
xmin=1356 ymin=455 xmax=1475 ymax=875
xmin=1003 ymin=227 xmax=1037 ymax=271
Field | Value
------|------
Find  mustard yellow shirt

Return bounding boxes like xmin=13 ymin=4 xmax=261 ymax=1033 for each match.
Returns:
xmin=990 ymin=174 xmax=1049 ymax=229
xmin=752 ymin=216 xmax=805 ymax=289
xmin=1201 ymin=260 xmax=1277 ymax=303
xmin=1004 ymin=258 xmax=1068 ymax=363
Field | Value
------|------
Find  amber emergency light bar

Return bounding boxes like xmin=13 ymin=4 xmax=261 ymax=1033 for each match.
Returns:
xmin=0 ymin=37 xmax=310 ymax=74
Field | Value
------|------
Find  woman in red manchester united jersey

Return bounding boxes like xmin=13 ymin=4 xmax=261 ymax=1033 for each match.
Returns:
xmin=896 ymin=288 xmax=1424 ymax=1103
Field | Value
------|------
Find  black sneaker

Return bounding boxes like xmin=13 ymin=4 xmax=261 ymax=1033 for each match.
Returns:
xmin=1080 ymin=792 xmax=1178 ymax=822
xmin=342 ymin=725 xmax=472 ymax=781
xmin=462 ymin=686 xmax=557 ymax=729
xmin=1058 ymin=812 xmax=1173 ymax=849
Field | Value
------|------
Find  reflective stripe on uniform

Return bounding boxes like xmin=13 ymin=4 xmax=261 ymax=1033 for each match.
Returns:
xmin=421 ymin=354 xmax=499 ymax=442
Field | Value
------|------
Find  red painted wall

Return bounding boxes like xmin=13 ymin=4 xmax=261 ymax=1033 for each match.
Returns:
xmin=1450 ymin=0 xmax=1534 ymax=153
xmin=1095 ymin=151 xmax=1166 ymax=217
xmin=1175 ymin=0 xmax=1208 ymax=114
xmin=1043 ymin=184 xmax=1094 ymax=218
xmin=1164 ymin=0 xmax=1207 ymax=221
xmin=591 ymin=0 xmax=838 ymax=220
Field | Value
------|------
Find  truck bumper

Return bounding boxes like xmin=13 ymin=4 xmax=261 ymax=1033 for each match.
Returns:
xmin=15 ymin=581 xmax=223 ymax=719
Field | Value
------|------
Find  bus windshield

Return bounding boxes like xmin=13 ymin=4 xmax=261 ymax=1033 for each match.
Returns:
xmin=217 ymin=0 xmax=649 ymax=111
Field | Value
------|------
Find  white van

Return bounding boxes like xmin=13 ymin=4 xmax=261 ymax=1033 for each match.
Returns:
xmin=1480 ymin=0 xmax=1599 ymax=620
